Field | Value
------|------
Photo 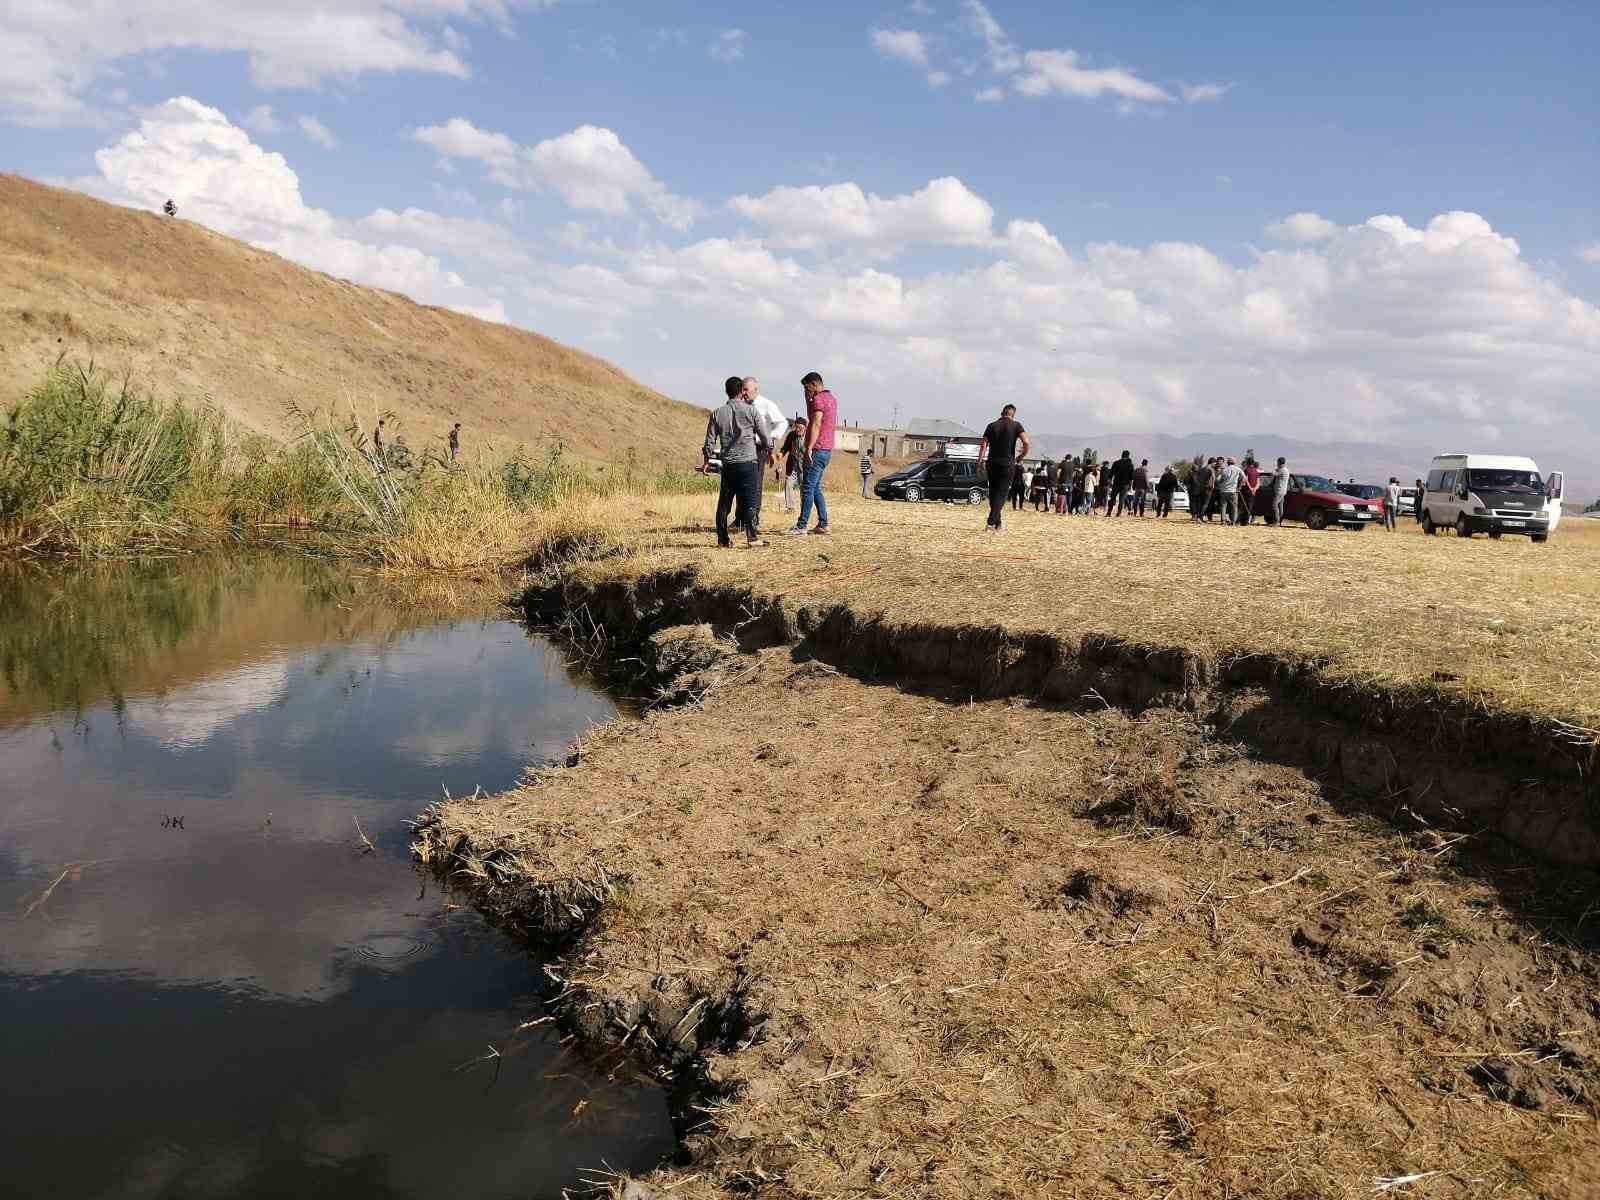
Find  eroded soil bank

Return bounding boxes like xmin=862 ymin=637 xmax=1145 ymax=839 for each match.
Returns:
xmin=415 ymin=571 xmax=1600 ymax=1199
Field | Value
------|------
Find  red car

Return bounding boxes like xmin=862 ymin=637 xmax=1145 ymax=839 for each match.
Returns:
xmin=1251 ymin=473 xmax=1381 ymax=530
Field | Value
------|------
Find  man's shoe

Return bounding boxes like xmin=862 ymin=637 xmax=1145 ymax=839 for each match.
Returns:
xmin=784 ymin=527 xmax=808 ymax=537
xmin=809 ymin=525 xmax=830 ymax=535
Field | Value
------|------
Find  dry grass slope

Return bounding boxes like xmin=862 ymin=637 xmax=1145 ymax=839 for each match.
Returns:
xmin=0 ymin=173 xmax=707 ymax=465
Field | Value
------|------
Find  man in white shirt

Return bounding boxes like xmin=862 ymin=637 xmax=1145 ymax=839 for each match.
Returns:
xmin=742 ymin=378 xmax=787 ymax=467
xmin=1384 ymin=477 xmax=1401 ymax=532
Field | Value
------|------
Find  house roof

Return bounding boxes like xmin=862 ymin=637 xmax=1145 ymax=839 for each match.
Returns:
xmin=905 ymin=418 xmax=981 ymax=438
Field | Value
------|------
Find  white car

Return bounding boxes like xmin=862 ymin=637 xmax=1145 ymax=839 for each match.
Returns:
xmin=1166 ymin=489 xmax=1190 ymax=513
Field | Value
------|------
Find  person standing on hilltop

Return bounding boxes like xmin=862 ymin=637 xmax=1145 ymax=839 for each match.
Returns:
xmin=788 ymin=372 xmax=836 ymax=536
xmin=372 ymin=419 xmax=387 ymax=470
xmin=447 ymin=422 xmax=461 ymax=463
xmin=704 ymin=376 xmax=771 ymax=548
xmin=977 ymin=403 xmax=1029 ymax=533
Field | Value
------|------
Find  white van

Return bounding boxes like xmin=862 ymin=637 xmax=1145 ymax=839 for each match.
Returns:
xmin=1420 ymin=454 xmax=1563 ymax=542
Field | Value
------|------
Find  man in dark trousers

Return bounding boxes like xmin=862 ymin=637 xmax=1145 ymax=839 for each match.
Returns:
xmin=976 ymin=404 xmax=1029 ymax=533
xmin=1155 ymin=465 xmax=1178 ymax=517
xmin=703 ymin=376 xmax=772 ymax=547
xmin=1192 ymin=457 xmax=1216 ymax=523
xmin=447 ymin=422 xmax=461 ymax=463
xmin=1107 ymin=450 xmax=1135 ymax=517
xmin=1132 ymin=458 xmax=1150 ymax=516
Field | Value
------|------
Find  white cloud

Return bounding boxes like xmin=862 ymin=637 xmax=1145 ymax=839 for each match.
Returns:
xmin=729 ymin=176 xmax=995 ymax=254
xmin=535 ymin=196 xmax=1600 ymax=460
xmin=1267 ymin=212 xmax=1340 ymax=243
xmin=708 ymin=28 xmax=748 ymax=63
xmin=240 ymin=104 xmax=281 ymax=134
xmin=78 ymin=97 xmax=506 ymax=322
xmin=1580 ymin=243 xmax=1600 ymax=265
xmin=974 ymin=86 xmax=1005 ymax=103
xmin=871 ymin=29 xmax=930 ymax=68
xmin=413 ymin=117 xmax=700 ymax=230
xmin=0 ymin=0 xmax=551 ymax=127
xmin=1015 ymin=49 xmax=1171 ymax=103
xmin=1180 ymin=82 xmax=1233 ymax=103
xmin=297 ymin=114 xmax=337 ymax=148
xmin=355 ymin=207 xmax=529 ymax=265
xmin=909 ymin=0 xmax=936 ymax=14
xmin=927 ymin=70 xmax=952 ymax=87
xmin=962 ymin=0 xmax=1019 ymax=73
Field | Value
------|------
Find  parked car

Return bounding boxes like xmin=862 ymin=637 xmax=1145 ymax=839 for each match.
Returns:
xmin=1396 ymin=485 xmax=1421 ymax=518
xmin=1167 ymin=489 xmax=1190 ymax=513
xmin=1419 ymin=454 xmax=1563 ymax=542
xmin=874 ymin=457 xmax=987 ymax=504
xmin=1250 ymin=473 xmax=1380 ymax=529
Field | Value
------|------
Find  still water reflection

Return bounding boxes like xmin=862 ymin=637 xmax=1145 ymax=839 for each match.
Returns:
xmin=0 ymin=557 xmax=673 ymax=1199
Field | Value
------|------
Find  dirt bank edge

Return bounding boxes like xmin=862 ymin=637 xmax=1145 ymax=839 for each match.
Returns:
xmin=527 ymin=562 xmax=1599 ymax=868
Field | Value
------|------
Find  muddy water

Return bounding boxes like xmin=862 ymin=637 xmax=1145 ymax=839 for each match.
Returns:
xmin=0 ymin=557 xmax=673 ymax=1199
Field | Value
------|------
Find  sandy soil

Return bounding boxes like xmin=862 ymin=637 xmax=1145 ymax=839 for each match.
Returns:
xmin=419 ymin=615 xmax=1600 ymax=1199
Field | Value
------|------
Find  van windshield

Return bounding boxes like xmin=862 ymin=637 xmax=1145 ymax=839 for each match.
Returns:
xmin=1467 ymin=469 xmax=1543 ymax=495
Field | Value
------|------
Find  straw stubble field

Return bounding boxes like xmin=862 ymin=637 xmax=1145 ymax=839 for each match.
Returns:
xmin=417 ymin=489 xmax=1600 ymax=1199
xmin=601 ymin=490 xmax=1600 ymax=730
xmin=420 ymin=630 xmax=1600 ymax=1199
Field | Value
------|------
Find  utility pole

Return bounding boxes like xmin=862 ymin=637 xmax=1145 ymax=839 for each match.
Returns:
xmin=890 ymin=401 xmax=900 ymax=431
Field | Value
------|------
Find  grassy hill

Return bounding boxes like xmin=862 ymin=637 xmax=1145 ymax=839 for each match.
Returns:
xmin=0 ymin=174 xmax=707 ymax=465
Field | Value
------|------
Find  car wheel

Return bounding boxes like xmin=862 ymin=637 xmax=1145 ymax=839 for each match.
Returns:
xmin=904 ymin=484 xmax=922 ymax=503
xmin=1488 ymin=531 xmax=1503 ymax=540
xmin=1421 ymin=511 xmax=1435 ymax=535
xmin=1455 ymin=515 xmax=1473 ymax=538
xmin=1304 ymin=508 xmax=1328 ymax=531
xmin=967 ymin=487 xmax=984 ymax=505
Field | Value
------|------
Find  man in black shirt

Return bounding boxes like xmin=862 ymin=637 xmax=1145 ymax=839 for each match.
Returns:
xmin=1107 ymin=450 xmax=1135 ymax=517
xmin=976 ymin=404 xmax=1029 ymax=532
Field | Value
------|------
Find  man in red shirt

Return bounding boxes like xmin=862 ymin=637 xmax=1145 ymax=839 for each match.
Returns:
xmin=787 ymin=371 xmax=837 ymax=536
xmin=1240 ymin=456 xmax=1261 ymax=525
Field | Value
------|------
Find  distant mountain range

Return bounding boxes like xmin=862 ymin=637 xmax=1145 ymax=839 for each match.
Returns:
xmin=1027 ymin=430 xmax=1598 ymax=507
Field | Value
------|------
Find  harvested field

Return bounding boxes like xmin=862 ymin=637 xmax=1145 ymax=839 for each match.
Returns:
xmin=415 ymin=490 xmax=1600 ymax=1197
xmin=417 ymin=624 xmax=1600 ymax=1199
xmin=571 ymin=491 xmax=1600 ymax=731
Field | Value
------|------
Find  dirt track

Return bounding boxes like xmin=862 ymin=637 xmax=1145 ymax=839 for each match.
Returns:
xmin=418 ymin=610 xmax=1600 ymax=1198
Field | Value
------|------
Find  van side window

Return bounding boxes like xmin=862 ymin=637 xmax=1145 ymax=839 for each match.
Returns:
xmin=1439 ymin=470 xmax=1456 ymax=492
xmin=1426 ymin=469 xmax=1444 ymax=491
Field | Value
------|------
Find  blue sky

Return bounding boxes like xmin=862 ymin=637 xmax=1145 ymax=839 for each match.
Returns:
xmin=3 ymin=0 xmax=1598 ymax=464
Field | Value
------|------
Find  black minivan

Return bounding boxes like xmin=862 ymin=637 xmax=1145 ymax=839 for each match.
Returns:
xmin=874 ymin=457 xmax=987 ymax=504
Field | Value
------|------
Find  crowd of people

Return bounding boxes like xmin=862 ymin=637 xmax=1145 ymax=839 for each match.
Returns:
xmin=700 ymin=388 xmax=1414 ymax=548
xmin=977 ymin=406 xmax=1303 ymax=533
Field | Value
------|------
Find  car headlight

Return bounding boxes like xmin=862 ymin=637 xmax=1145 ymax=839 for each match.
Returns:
xmin=1338 ymin=502 xmax=1355 ymax=511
